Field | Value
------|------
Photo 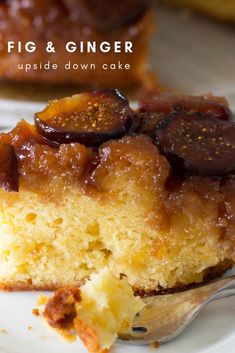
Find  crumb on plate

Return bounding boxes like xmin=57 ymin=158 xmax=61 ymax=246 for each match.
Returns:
xmin=32 ymin=308 xmax=40 ymax=316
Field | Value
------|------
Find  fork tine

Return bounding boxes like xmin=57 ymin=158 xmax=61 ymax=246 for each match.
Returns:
xmin=118 ymin=276 xmax=235 ymax=345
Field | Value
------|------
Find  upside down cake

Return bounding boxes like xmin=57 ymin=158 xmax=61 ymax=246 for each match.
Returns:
xmin=0 ymin=0 xmax=153 ymax=88
xmin=0 ymin=88 xmax=234 ymax=294
xmin=161 ymin=0 xmax=235 ymax=22
xmin=42 ymin=268 xmax=144 ymax=353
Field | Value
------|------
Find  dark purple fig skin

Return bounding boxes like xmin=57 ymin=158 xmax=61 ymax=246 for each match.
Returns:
xmin=34 ymin=88 xmax=134 ymax=147
xmin=34 ymin=116 xmax=132 ymax=146
xmin=139 ymin=94 xmax=232 ymax=120
xmin=155 ymin=112 xmax=235 ymax=176
xmin=138 ymin=94 xmax=233 ymax=138
xmin=0 ymin=143 xmax=19 ymax=192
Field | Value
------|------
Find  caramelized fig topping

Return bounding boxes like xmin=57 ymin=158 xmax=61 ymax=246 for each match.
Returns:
xmin=0 ymin=143 xmax=19 ymax=192
xmin=35 ymin=89 xmax=134 ymax=146
xmin=138 ymin=94 xmax=232 ymax=137
xmin=139 ymin=94 xmax=232 ymax=120
xmin=155 ymin=112 xmax=235 ymax=176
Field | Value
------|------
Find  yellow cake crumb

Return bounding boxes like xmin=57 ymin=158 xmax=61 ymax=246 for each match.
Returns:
xmin=37 ymin=295 xmax=49 ymax=306
xmin=42 ymin=268 xmax=144 ymax=353
xmin=150 ymin=341 xmax=160 ymax=350
xmin=32 ymin=308 xmax=40 ymax=317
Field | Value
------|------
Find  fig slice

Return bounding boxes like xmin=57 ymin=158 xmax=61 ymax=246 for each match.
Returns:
xmin=138 ymin=94 xmax=233 ymax=139
xmin=0 ymin=143 xmax=19 ymax=192
xmin=155 ymin=112 xmax=235 ymax=176
xmin=139 ymin=94 xmax=232 ymax=120
xmin=35 ymin=89 xmax=133 ymax=146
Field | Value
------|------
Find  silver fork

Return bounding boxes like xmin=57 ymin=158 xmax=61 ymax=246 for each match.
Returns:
xmin=119 ymin=275 xmax=235 ymax=345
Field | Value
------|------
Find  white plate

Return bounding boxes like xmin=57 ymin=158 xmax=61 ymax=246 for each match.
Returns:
xmin=0 ymin=4 xmax=235 ymax=353
xmin=0 ymin=281 xmax=234 ymax=353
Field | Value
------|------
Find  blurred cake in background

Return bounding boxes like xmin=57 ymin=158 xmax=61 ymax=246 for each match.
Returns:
xmin=0 ymin=0 xmax=154 ymax=88
xmin=161 ymin=0 xmax=235 ymax=22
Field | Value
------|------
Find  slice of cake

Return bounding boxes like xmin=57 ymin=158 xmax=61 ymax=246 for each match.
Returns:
xmin=0 ymin=0 xmax=154 ymax=88
xmin=42 ymin=268 xmax=144 ymax=353
xmin=0 ymin=88 xmax=234 ymax=294
xmin=161 ymin=0 xmax=235 ymax=22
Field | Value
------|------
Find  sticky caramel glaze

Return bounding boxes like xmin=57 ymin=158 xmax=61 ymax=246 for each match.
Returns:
xmin=0 ymin=120 xmax=95 ymax=195
xmin=164 ymin=173 xmax=235 ymax=252
xmin=0 ymin=120 xmax=168 ymax=197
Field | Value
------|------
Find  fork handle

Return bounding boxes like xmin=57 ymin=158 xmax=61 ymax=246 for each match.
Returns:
xmin=209 ymin=276 xmax=235 ymax=301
